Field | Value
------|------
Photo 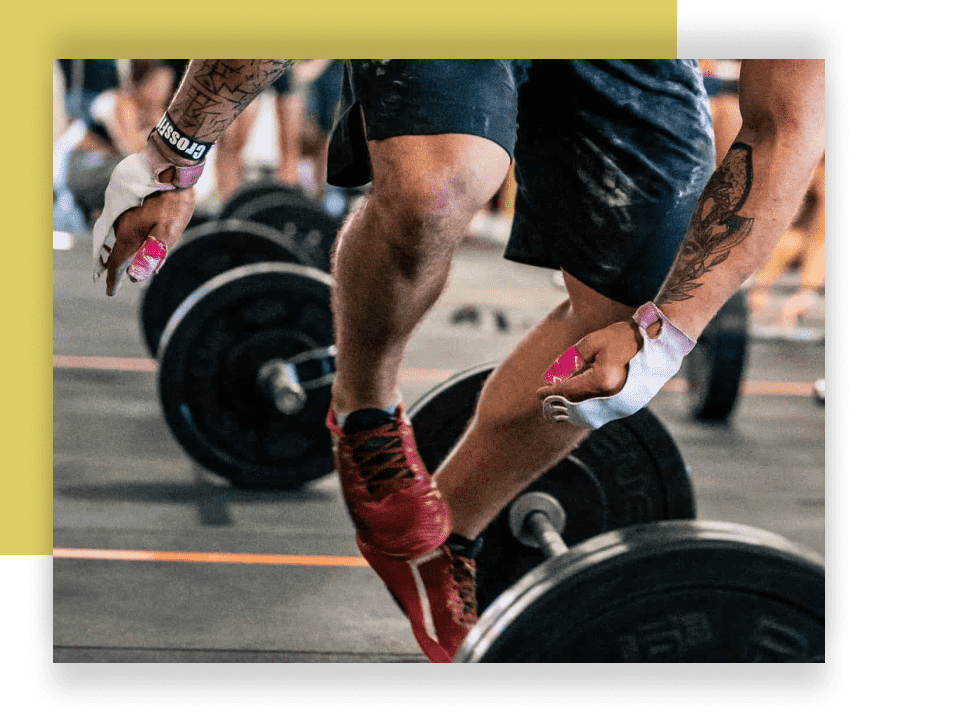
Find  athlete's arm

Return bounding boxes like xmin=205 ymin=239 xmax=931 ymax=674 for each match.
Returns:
xmin=537 ymin=59 xmax=824 ymax=415
xmin=655 ymin=59 xmax=825 ymax=338
xmin=94 ymin=60 xmax=295 ymax=295
xmin=162 ymin=60 xmax=295 ymax=151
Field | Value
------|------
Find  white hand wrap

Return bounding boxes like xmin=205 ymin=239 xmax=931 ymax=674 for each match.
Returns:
xmin=92 ymin=143 xmax=204 ymax=285
xmin=541 ymin=302 xmax=696 ymax=429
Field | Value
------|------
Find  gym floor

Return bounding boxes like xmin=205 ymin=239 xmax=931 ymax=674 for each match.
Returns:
xmin=52 ymin=226 xmax=824 ymax=663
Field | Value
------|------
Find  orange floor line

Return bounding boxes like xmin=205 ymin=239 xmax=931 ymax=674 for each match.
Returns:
xmin=54 ymin=355 xmax=158 ymax=372
xmin=740 ymin=379 xmax=815 ymax=396
xmin=53 ymin=356 xmax=814 ymax=396
xmin=53 ymin=355 xmax=454 ymax=384
xmin=54 ymin=547 xmax=370 ymax=568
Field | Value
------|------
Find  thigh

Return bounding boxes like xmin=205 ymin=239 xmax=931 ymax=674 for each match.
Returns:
xmin=327 ymin=59 xmax=526 ymax=188
xmin=507 ymin=60 xmax=717 ymax=308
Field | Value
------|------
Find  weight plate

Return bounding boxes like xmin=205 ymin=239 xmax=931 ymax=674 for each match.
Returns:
xmin=455 ymin=520 xmax=825 ymax=662
xmin=228 ymin=193 xmax=339 ymax=271
xmin=218 ymin=181 xmax=310 ymax=221
xmin=683 ymin=290 xmax=749 ymax=422
xmin=157 ymin=262 xmax=335 ymax=490
xmin=408 ymin=362 xmax=696 ymax=611
xmin=139 ymin=220 xmax=312 ymax=357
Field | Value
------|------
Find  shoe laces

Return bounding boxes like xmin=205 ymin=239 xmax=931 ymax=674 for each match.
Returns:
xmin=350 ymin=425 xmax=413 ymax=497
xmin=447 ymin=550 xmax=478 ymax=627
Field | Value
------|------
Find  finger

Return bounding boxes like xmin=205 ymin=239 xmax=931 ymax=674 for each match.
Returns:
xmin=540 ymin=395 xmax=573 ymax=423
xmin=104 ymin=250 xmax=129 ymax=297
xmin=537 ymin=366 xmax=602 ymax=402
xmin=126 ymin=236 xmax=168 ymax=282
xmin=542 ymin=345 xmax=585 ymax=385
xmin=93 ymin=240 xmax=111 ymax=282
xmin=541 ymin=330 xmax=608 ymax=384
xmin=106 ymin=236 xmax=169 ymax=297
xmin=538 ymin=346 xmax=632 ymax=403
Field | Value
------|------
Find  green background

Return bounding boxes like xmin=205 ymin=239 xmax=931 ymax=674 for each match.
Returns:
xmin=13 ymin=0 xmax=952 ymax=718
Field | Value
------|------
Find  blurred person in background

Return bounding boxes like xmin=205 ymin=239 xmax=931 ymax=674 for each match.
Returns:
xmin=56 ymin=60 xmax=185 ymax=227
xmin=213 ymin=65 xmax=303 ymax=202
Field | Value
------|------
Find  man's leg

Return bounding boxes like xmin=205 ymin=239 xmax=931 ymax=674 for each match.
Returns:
xmin=433 ymin=272 xmax=638 ymax=539
xmin=330 ymin=131 xmax=510 ymax=416
xmin=435 ymin=60 xmax=715 ymax=539
xmin=213 ymin=102 xmax=257 ymax=202
xmin=273 ymin=92 xmax=302 ymax=186
xmin=326 ymin=130 xmax=509 ymax=663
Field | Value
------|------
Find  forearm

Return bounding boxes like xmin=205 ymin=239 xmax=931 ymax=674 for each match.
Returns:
xmin=154 ymin=59 xmax=295 ymax=163
xmin=654 ymin=59 xmax=825 ymax=339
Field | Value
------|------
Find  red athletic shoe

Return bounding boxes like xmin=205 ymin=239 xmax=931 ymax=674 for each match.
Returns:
xmin=357 ymin=534 xmax=478 ymax=662
xmin=327 ymin=404 xmax=451 ymax=557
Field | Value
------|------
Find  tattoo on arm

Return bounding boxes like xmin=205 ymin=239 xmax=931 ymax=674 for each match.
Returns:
xmin=656 ymin=142 xmax=755 ymax=305
xmin=169 ymin=60 xmax=295 ymax=140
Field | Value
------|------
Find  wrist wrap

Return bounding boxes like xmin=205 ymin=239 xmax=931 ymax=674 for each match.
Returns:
xmin=144 ymin=140 xmax=205 ymax=188
xmin=541 ymin=302 xmax=696 ymax=429
xmin=153 ymin=113 xmax=213 ymax=163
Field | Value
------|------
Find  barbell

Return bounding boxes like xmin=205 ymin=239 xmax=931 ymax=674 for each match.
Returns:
xmin=155 ymin=261 xmax=337 ymax=489
xmin=454 ymin=490 xmax=824 ymax=662
xmin=681 ymin=287 xmax=827 ymax=421
xmin=152 ymin=258 xmax=698 ymax=532
xmin=408 ymin=362 xmax=697 ymax=612
xmin=216 ymin=180 xmax=310 ymax=220
xmin=139 ymin=219 xmax=316 ymax=357
xmin=140 ymin=180 xmax=346 ymax=357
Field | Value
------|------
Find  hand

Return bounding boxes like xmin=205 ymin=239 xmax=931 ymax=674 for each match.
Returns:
xmin=536 ymin=303 xmax=695 ymax=429
xmin=91 ymin=148 xmax=199 ymax=296
xmin=98 ymin=187 xmax=196 ymax=296
xmin=536 ymin=320 xmax=643 ymax=403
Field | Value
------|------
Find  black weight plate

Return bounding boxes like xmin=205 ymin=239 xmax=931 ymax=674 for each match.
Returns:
xmin=218 ymin=181 xmax=310 ymax=221
xmin=455 ymin=520 xmax=824 ymax=662
xmin=229 ymin=193 xmax=338 ymax=271
xmin=684 ymin=290 xmax=749 ymax=422
xmin=139 ymin=220 xmax=312 ymax=357
xmin=408 ymin=362 xmax=696 ymax=611
xmin=157 ymin=262 xmax=335 ymax=490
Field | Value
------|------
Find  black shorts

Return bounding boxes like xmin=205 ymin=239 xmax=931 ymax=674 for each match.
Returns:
xmin=327 ymin=59 xmax=716 ymax=307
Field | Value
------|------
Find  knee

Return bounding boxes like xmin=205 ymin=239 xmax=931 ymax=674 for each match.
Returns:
xmin=371 ymin=167 xmax=495 ymax=243
xmin=368 ymin=136 xmax=510 ymax=245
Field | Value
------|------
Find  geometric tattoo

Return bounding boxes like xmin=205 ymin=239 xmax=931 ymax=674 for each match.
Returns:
xmin=656 ymin=142 xmax=755 ymax=304
xmin=173 ymin=60 xmax=296 ymax=140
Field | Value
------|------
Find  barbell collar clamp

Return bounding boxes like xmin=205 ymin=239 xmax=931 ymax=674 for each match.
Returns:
xmin=508 ymin=491 xmax=568 ymax=557
xmin=286 ymin=345 xmax=337 ymax=391
xmin=526 ymin=511 xmax=570 ymax=558
xmin=258 ymin=359 xmax=307 ymax=415
xmin=256 ymin=345 xmax=337 ymax=415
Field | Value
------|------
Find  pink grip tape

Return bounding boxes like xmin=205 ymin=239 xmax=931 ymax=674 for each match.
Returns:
xmin=543 ymin=345 xmax=584 ymax=384
xmin=127 ymin=237 xmax=168 ymax=281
